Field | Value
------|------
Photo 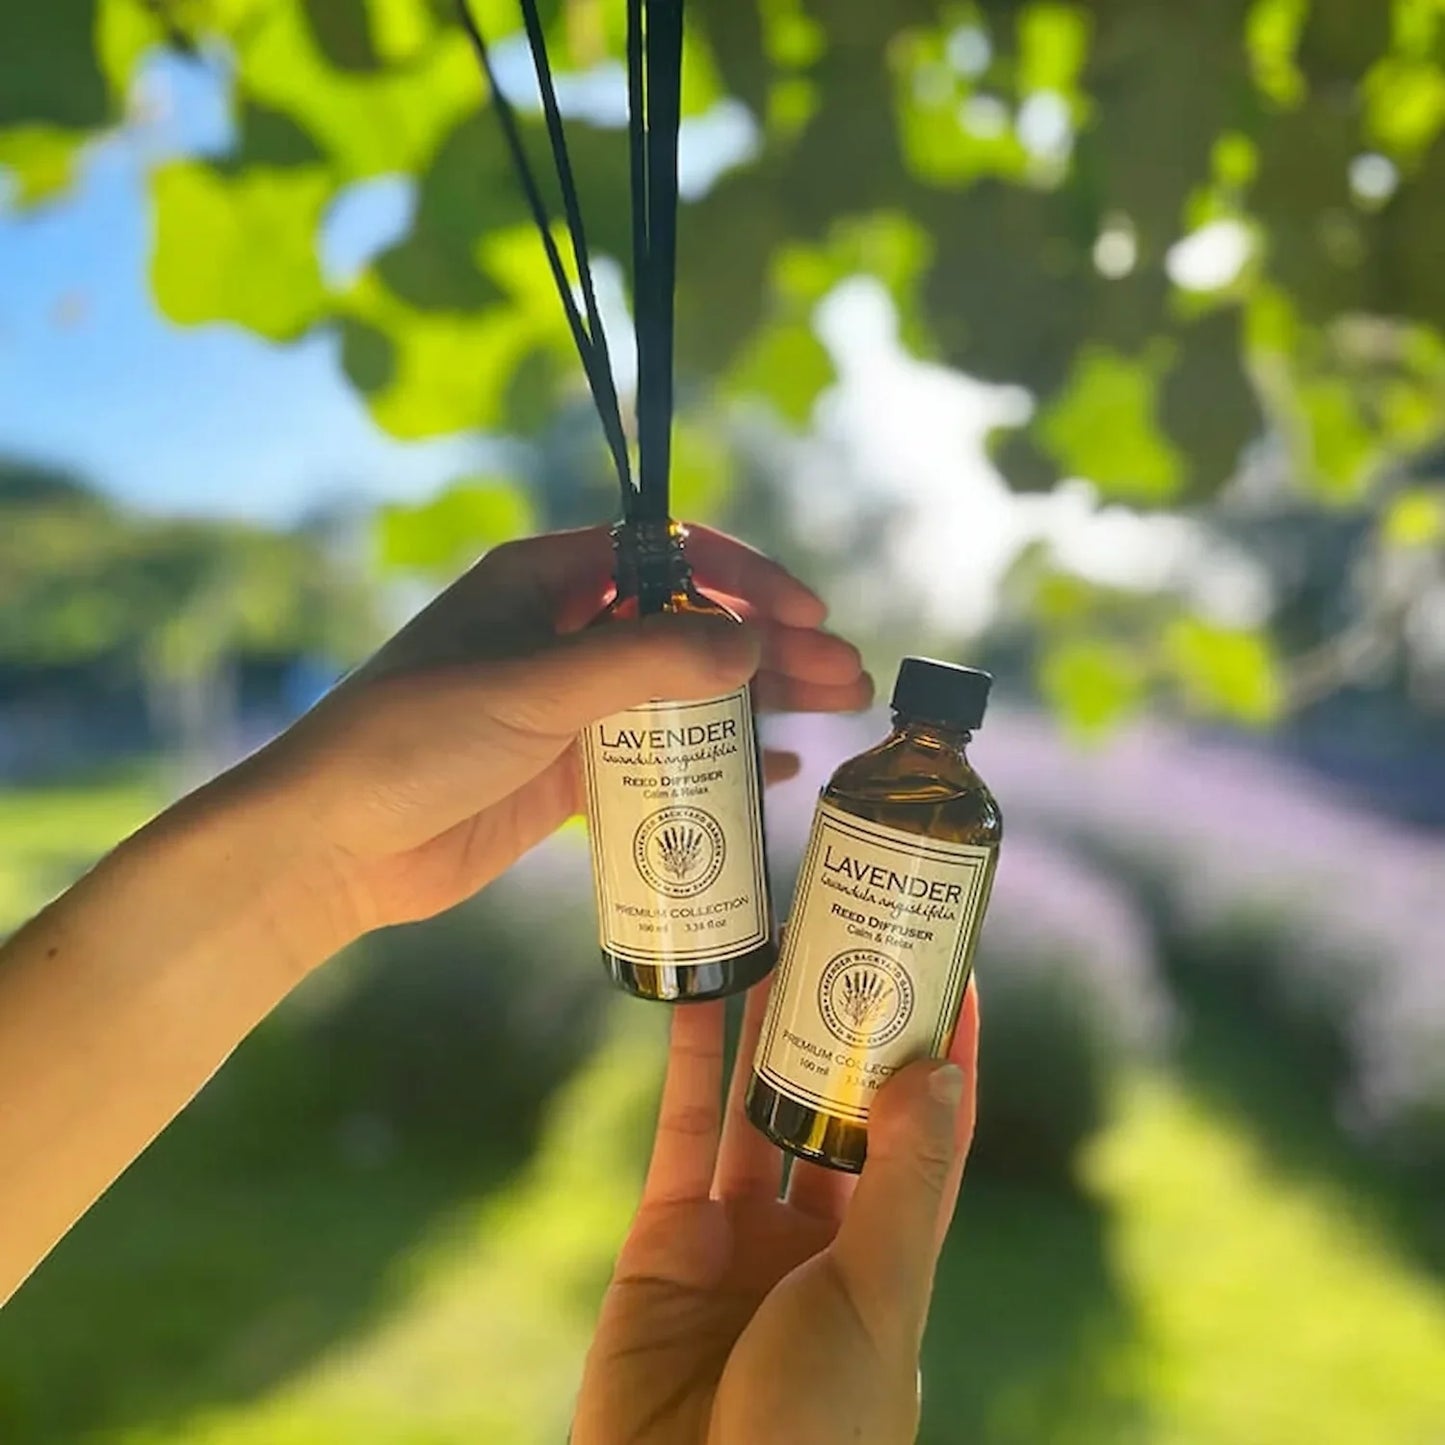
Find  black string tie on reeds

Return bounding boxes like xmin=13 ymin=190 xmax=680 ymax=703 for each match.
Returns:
xmin=455 ymin=0 xmax=686 ymax=528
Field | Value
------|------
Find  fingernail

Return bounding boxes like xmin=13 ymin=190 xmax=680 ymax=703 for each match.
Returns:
xmin=929 ymin=1063 xmax=965 ymax=1109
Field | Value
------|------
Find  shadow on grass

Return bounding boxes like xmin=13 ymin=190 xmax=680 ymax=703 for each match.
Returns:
xmin=0 ymin=889 xmax=609 ymax=1445
xmin=1075 ymin=846 xmax=1445 ymax=1283
xmin=921 ymin=1181 xmax=1148 ymax=1445
xmin=1167 ymin=959 xmax=1445 ymax=1282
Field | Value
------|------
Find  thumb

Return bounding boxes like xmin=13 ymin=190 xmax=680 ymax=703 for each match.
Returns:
xmin=484 ymin=613 xmax=762 ymax=739
xmin=303 ymin=614 xmax=758 ymax=829
xmin=830 ymin=1060 xmax=966 ymax=1345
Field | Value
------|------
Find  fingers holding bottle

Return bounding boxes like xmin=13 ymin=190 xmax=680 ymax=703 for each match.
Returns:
xmin=827 ymin=1011 xmax=979 ymax=1349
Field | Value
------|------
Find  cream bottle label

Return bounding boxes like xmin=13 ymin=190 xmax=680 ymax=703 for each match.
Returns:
xmin=755 ymin=802 xmax=996 ymax=1120
xmin=581 ymin=689 xmax=770 ymax=966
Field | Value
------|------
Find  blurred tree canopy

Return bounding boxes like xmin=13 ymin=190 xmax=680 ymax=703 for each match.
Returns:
xmin=5 ymin=0 xmax=1445 ymax=727
xmin=0 ymin=459 xmax=369 ymax=678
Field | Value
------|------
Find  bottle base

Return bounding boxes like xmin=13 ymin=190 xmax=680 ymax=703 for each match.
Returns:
xmin=744 ymin=1074 xmax=868 ymax=1173
xmin=604 ymin=938 xmax=777 ymax=1004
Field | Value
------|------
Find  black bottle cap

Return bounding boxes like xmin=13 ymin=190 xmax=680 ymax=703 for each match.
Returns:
xmin=890 ymin=657 xmax=992 ymax=731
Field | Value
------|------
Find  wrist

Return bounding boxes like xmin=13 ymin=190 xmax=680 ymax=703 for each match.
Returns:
xmin=125 ymin=754 xmax=363 ymax=983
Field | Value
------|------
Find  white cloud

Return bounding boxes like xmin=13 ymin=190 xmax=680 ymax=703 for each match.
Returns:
xmin=786 ymin=280 xmax=1272 ymax=636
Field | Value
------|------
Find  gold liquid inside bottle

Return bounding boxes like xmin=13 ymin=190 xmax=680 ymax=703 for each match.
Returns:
xmin=746 ymin=658 xmax=1001 ymax=1170
xmin=581 ymin=520 xmax=777 ymax=1002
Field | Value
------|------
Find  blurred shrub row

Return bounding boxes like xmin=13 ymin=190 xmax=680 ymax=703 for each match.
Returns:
xmin=981 ymin=714 xmax=1445 ymax=1179
xmin=770 ymin=712 xmax=1445 ymax=1185
xmin=182 ymin=843 xmax=609 ymax=1184
xmin=245 ymin=711 xmax=1442 ymax=1191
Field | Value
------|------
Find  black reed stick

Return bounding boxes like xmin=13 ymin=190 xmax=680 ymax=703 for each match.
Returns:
xmin=459 ymin=0 xmax=688 ymax=529
xmin=455 ymin=0 xmax=635 ymax=514
xmin=633 ymin=0 xmax=684 ymax=524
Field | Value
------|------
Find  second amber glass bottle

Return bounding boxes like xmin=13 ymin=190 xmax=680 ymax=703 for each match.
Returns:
xmin=579 ymin=519 xmax=777 ymax=1002
xmin=747 ymin=658 xmax=1002 ymax=1169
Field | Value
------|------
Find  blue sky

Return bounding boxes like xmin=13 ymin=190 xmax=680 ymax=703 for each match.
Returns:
xmin=0 ymin=52 xmax=488 ymax=524
xmin=0 ymin=43 xmax=756 ymax=526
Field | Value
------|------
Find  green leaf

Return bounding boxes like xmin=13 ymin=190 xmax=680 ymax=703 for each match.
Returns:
xmin=724 ymin=210 xmax=930 ymax=418
xmin=1032 ymin=571 xmax=1098 ymax=626
xmin=1212 ymin=131 xmax=1259 ymax=190
xmin=377 ymin=477 xmax=534 ymax=574
xmin=302 ymin=0 xmax=383 ymax=72
xmin=0 ymin=0 xmax=109 ymax=130
xmin=1017 ymin=2 xmax=1091 ymax=96
xmin=341 ymin=225 xmax=574 ymax=437
xmin=1364 ymin=56 xmax=1445 ymax=161
xmin=725 ymin=319 xmax=833 ymax=424
xmin=1298 ymin=377 xmax=1376 ymax=500
xmin=830 ymin=212 xmax=932 ymax=305
xmin=767 ymin=76 xmax=819 ymax=139
xmin=375 ymin=228 xmax=504 ymax=311
xmin=96 ymin=0 xmax=168 ymax=100
xmin=1382 ymin=488 xmax=1445 ymax=548
xmin=1038 ymin=638 xmax=1147 ymax=739
xmin=761 ymin=0 xmax=826 ymax=70
xmin=151 ymin=162 xmax=332 ymax=340
xmin=1392 ymin=0 xmax=1445 ymax=57
xmin=339 ymin=315 xmax=397 ymax=393
xmin=370 ymin=112 xmax=525 ymax=313
xmin=669 ymin=420 xmax=731 ymax=524
xmin=369 ymin=0 xmax=439 ymax=63
xmin=236 ymin=0 xmax=480 ymax=179
xmin=681 ymin=30 xmax=727 ymax=117
xmin=1163 ymin=618 xmax=1282 ymax=724
xmin=1244 ymin=284 xmax=1301 ymax=354
xmin=1039 ymin=347 xmax=1183 ymax=503
xmin=1246 ymin=0 xmax=1309 ymax=108
xmin=893 ymin=25 xmax=1030 ymax=187
xmin=0 ymin=126 xmax=84 ymax=206
xmin=578 ymin=1 xmax=722 ymax=113
xmin=501 ymin=346 xmax=567 ymax=435
xmin=343 ymin=283 xmax=524 ymax=436
xmin=232 ymin=100 xmax=329 ymax=168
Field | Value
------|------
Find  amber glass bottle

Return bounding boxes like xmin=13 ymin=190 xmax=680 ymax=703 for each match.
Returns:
xmin=746 ymin=658 xmax=1002 ymax=1170
xmin=579 ymin=519 xmax=777 ymax=1002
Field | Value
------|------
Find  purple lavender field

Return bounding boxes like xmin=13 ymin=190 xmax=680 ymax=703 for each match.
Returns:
xmin=766 ymin=708 xmax=1445 ymax=1178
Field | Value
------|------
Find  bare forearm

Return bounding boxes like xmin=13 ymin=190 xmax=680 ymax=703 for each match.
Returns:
xmin=0 ymin=769 xmax=345 ymax=1303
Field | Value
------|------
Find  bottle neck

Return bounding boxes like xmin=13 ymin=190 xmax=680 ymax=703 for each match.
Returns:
xmin=891 ymin=713 xmax=975 ymax=758
xmin=613 ymin=518 xmax=693 ymax=612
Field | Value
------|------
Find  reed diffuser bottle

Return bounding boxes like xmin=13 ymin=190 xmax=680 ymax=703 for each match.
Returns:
xmin=580 ymin=519 xmax=775 ymax=1001
xmin=461 ymin=0 xmax=775 ymax=1000
xmin=747 ymin=658 xmax=1002 ymax=1170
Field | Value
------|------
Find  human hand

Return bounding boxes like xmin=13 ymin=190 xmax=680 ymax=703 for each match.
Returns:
xmin=0 ymin=524 xmax=871 ymax=1303
xmin=249 ymin=524 xmax=870 ymax=951
xmin=573 ymin=978 xmax=979 ymax=1445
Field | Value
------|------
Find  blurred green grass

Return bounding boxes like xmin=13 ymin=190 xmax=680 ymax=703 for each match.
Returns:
xmin=1 ymin=774 xmax=1443 ymax=1445
xmin=0 ymin=767 xmax=166 ymax=931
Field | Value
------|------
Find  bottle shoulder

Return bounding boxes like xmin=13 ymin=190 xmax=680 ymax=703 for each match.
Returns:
xmin=822 ymin=731 xmax=1003 ymax=847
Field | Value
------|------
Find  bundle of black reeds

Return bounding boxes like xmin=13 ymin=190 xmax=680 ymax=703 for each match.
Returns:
xmin=456 ymin=0 xmax=686 ymax=527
